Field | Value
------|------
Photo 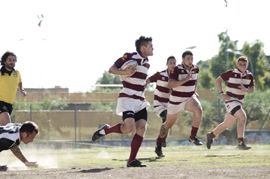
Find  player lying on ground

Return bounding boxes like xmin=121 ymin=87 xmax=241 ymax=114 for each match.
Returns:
xmin=0 ymin=121 xmax=39 ymax=170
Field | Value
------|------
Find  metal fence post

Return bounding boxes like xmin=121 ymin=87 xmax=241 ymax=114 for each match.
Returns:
xmin=74 ymin=104 xmax=77 ymax=148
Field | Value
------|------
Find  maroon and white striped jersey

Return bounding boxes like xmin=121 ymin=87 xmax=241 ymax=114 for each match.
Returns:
xmin=169 ymin=64 xmax=199 ymax=105
xmin=148 ymin=70 xmax=170 ymax=115
xmin=221 ymin=68 xmax=254 ymax=104
xmin=114 ymin=52 xmax=150 ymax=115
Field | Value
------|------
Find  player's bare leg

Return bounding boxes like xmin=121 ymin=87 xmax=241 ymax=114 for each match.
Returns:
xmin=185 ymin=98 xmax=203 ymax=145
xmin=155 ymin=112 xmax=179 ymax=157
xmin=234 ymin=109 xmax=250 ymax=150
xmin=207 ymin=114 xmax=237 ymax=149
xmin=127 ymin=119 xmax=147 ymax=167
xmin=0 ymin=112 xmax=11 ymax=126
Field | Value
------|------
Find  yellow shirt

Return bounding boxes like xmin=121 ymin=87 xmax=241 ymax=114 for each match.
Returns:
xmin=0 ymin=69 xmax=22 ymax=104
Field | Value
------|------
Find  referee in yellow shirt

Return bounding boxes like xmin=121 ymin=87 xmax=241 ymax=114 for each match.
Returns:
xmin=0 ymin=51 xmax=27 ymax=126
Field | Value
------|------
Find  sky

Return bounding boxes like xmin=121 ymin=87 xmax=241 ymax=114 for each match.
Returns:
xmin=0 ymin=0 xmax=269 ymax=93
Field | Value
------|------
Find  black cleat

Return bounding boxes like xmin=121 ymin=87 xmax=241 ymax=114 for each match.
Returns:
xmin=92 ymin=124 xmax=110 ymax=142
xmin=155 ymin=143 xmax=165 ymax=157
xmin=206 ymin=132 xmax=213 ymax=149
xmin=0 ymin=165 xmax=8 ymax=171
xmin=238 ymin=141 xmax=251 ymax=150
xmin=189 ymin=137 xmax=203 ymax=146
xmin=127 ymin=159 xmax=147 ymax=167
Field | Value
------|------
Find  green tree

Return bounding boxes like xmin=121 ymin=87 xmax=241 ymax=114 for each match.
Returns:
xmin=197 ymin=70 xmax=215 ymax=89
xmin=96 ymin=70 xmax=121 ymax=84
xmin=241 ymin=40 xmax=268 ymax=89
xmin=209 ymin=31 xmax=237 ymax=78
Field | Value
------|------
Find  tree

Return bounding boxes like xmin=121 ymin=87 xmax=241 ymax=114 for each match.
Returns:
xmin=94 ymin=71 xmax=122 ymax=92
xmin=96 ymin=70 xmax=121 ymax=84
xmin=209 ymin=32 xmax=237 ymax=78
xmin=241 ymin=40 xmax=268 ymax=89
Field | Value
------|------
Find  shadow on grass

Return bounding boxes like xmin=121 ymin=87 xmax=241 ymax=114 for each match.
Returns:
xmin=112 ymin=157 xmax=162 ymax=163
xmin=206 ymin=154 xmax=239 ymax=157
xmin=77 ymin=167 xmax=113 ymax=173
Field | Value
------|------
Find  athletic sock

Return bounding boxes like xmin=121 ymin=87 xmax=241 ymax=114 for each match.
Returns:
xmin=190 ymin=126 xmax=198 ymax=138
xmin=128 ymin=134 xmax=143 ymax=163
xmin=157 ymin=136 xmax=165 ymax=145
xmin=238 ymin=137 xmax=244 ymax=143
xmin=104 ymin=123 xmax=122 ymax=135
xmin=210 ymin=132 xmax=216 ymax=139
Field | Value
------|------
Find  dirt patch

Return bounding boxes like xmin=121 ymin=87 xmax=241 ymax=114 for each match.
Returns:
xmin=1 ymin=165 xmax=269 ymax=179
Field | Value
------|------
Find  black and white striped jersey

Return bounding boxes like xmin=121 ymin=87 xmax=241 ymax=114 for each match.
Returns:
xmin=0 ymin=123 xmax=21 ymax=152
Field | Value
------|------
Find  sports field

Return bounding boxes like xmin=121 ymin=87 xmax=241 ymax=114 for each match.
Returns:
xmin=1 ymin=144 xmax=270 ymax=179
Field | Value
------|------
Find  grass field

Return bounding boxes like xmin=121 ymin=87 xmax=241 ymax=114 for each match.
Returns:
xmin=1 ymin=144 xmax=270 ymax=179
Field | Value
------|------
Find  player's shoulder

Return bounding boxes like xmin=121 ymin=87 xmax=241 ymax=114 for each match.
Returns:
xmin=193 ymin=64 xmax=199 ymax=69
xmin=122 ymin=52 xmax=137 ymax=60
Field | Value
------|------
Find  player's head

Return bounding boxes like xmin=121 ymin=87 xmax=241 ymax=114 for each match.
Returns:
xmin=20 ymin=121 xmax=39 ymax=144
xmin=166 ymin=56 xmax=176 ymax=71
xmin=237 ymin=56 xmax=248 ymax=72
xmin=135 ymin=36 xmax=153 ymax=57
xmin=182 ymin=50 xmax=193 ymax=68
xmin=1 ymin=51 xmax=17 ymax=69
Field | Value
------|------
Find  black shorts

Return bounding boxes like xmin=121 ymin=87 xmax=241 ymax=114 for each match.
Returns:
xmin=230 ymin=105 xmax=241 ymax=116
xmin=0 ymin=101 xmax=13 ymax=115
xmin=122 ymin=108 xmax=147 ymax=122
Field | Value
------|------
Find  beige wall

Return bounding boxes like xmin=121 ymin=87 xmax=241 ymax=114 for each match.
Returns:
xmin=16 ymin=89 xmax=218 ymax=103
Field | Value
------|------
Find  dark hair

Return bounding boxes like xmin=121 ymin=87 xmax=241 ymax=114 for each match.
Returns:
xmin=20 ymin=121 xmax=39 ymax=134
xmin=182 ymin=50 xmax=193 ymax=58
xmin=135 ymin=36 xmax=152 ymax=53
xmin=1 ymin=51 xmax=17 ymax=66
xmin=167 ymin=56 xmax=176 ymax=63
xmin=237 ymin=56 xmax=248 ymax=63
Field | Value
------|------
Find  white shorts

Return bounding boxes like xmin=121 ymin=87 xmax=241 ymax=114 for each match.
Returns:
xmin=167 ymin=94 xmax=200 ymax=115
xmin=116 ymin=97 xmax=150 ymax=116
xmin=225 ymin=101 xmax=242 ymax=114
xmin=154 ymin=105 xmax=167 ymax=117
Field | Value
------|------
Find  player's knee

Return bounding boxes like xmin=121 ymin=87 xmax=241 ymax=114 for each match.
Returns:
xmin=239 ymin=117 xmax=247 ymax=124
xmin=122 ymin=124 xmax=135 ymax=133
xmin=136 ymin=125 xmax=146 ymax=134
xmin=223 ymin=122 xmax=233 ymax=128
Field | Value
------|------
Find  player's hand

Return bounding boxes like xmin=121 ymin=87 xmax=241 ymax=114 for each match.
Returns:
xmin=21 ymin=91 xmax=27 ymax=97
xmin=123 ymin=64 xmax=137 ymax=76
xmin=195 ymin=92 xmax=199 ymax=99
xmin=238 ymin=83 xmax=246 ymax=92
xmin=221 ymin=94 xmax=230 ymax=100
xmin=185 ymin=71 xmax=194 ymax=82
xmin=25 ymin=161 xmax=38 ymax=168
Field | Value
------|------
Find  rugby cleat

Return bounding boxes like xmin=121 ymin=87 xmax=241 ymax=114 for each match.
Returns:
xmin=238 ymin=141 xmax=251 ymax=150
xmin=127 ymin=159 xmax=147 ymax=167
xmin=155 ymin=143 xmax=165 ymax=157
xmin=189 ymin=137 xmax=203 ymax=146
xmin=206 ymin=132 xmax=213 ymax=149
xmin=91 ymin=124 xmax=110 ymax=142
xmin=0 ymin=165 xmax=8 ymax=171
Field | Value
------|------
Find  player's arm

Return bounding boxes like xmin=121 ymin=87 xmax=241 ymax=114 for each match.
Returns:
xmin=194 ymin=79 xmax=199 ymax=98
xmin=216 ymin=76 xmax=230 ymax=100
xmin=18 ymin=82 xmax=27 ymax=97
xmin=109 ymin=64 xmax=135 ymax=76
xmin=246 ymin=86 xmax=255 ymax=93
xmin=215 ymin=76 xmax=224 ymax=93
xmin=10 ymin=145 xmax=38 ymax=168
xmin=168 ymin=70 xmax=194 ymax=89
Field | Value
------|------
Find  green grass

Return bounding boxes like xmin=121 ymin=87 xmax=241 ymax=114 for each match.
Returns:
xmin=1 ymin=144 xmax=270 ymax=169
